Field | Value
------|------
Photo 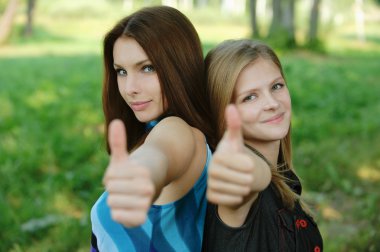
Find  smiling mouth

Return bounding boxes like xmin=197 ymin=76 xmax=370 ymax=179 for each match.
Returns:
xmin=262 ymin=113 xmax=284 ymax=124
xmin=130 ymin=101 xmax=151 ymax=111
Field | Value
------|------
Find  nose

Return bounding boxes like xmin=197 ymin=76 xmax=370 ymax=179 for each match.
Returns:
xmin=263 ymin=93 xmax=280 ymax=111
xmin=123 ymin=75 xmax=139 ymax=96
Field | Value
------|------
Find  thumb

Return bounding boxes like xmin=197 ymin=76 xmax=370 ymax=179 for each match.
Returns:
xmin=108 ymin=119 xmax=129 ymax=162
xmin=218 ymin=104 xmax=244 ymax=152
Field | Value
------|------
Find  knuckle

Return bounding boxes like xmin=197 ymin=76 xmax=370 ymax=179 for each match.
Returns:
xmin=138 ymin=167 xmax=151 ymax=177
xmin=208 ymin=167 xmax=220 ymax=177
xmin=107 ymin=195 xmax=115 ymax=206
xmin=207 ymin=179 xmax=216 ymax=188
xmin=142 ymin=200 xmax=151 ymax=210
xmin=111 ymin=210 xmax=121 ymax=222
xmin=135 ymin=213 xmax=147 ymax=225
xmin=212 ymin=153 xmax=225 ymax=163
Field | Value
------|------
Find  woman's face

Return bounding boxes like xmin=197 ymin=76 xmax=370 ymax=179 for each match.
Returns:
xmin=113 ymin=36 xmax=167 ymax=123
xmin=233 ymin=57 xmax=291 ymax=145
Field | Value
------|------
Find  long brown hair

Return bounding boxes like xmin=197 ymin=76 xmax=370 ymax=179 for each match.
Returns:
xmin=205 ymin=39 xmax=300 ymax=210
xmin=102 ymin=6 xmax=215 ymax=152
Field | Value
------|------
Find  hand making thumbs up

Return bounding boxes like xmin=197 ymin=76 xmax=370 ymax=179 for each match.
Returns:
xmin=207 ymin=105 xmax=255 ymax=207
xmin=103 ymin=119 xmax=155 ymax=227
xmin=215 ymin=105 xmax=245 ymax=153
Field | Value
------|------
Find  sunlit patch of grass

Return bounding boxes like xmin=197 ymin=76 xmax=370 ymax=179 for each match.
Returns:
xmin=26 ymin=89 xmax=58 ymax=109
xmin=357 ymin=165 xmax=380 ymax=182
xmin=326 ymin=22 xmax=380 ymax=54
xmin=53 ymin=192 xmax=85 ymax=218
xmin=321 ymin=205 xmax=343 ymax=221
xmin=0 ymin=95 xmax=13 ymax=118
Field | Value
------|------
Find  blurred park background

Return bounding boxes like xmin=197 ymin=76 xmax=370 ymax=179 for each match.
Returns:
xmin=0 ymin=0 xmax=379 ymax=251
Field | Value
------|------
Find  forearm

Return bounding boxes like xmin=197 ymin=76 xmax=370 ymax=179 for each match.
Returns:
xmin=218 ymin=191 xmax=259 ymax=227
xmin=249 ymin=154 xmax=272 ymax=192
xmin=129 ymin=146 xmax=170 ymax=201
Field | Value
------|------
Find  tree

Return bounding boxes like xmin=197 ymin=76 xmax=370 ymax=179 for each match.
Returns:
xmin=267 ymin=0 xmax=296 ymax=48
xmin=0 ymin=0 xmax=18 ymax=44
xmin=23 ymin=0 xmax=36 ymax=37
xmin=307 ymin=0 xmax=321 ymax=46
xmin=249 ymin=0 xmax=260 ymax=38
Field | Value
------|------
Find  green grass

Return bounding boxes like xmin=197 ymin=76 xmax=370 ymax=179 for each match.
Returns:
xmin=0 ymin=54 xmax=108 ymax=251
xmin=284 ymin=51 xmax=380 ymax=251
xmin=1 ymin=1 xmax=380 ymax=251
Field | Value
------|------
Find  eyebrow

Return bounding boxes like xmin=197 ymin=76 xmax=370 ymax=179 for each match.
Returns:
xmin=113 ymin=59 xmax=151 ymax=69
xmin=272 ymin=76 xmax=285 ymax=83
xmin=235 ymin=76 xmax=285 ymax=98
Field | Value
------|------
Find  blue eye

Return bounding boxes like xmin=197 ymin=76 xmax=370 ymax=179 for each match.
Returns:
xmin=142 ymin=65 xmax=155 ymax=73
xmin=115 ymin=68 xmax=127 ymax=76
xmin=242 ymin=94 xmax=257 ymax=103
xmin=272 ymin=83 xmax=284 ymax=90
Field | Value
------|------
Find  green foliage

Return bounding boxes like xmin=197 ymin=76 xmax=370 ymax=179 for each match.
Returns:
xmin=1 ymin=2 xmax=380 ymax=251
xmin=303 ymin=39 xmax=327 ymax=53
xmin=265 ymin=31 xmax=297 ymax=49
xmin=282 ymin=50 xmax=380 ymax=250
xmin=0 ymin=55 xmax=108 ymax=251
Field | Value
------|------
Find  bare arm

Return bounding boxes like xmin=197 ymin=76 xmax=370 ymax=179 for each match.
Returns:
xmin=103 ymin=117 xmax=200 ymax=227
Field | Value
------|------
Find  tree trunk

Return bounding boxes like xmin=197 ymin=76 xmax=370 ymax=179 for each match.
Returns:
xmin=283 ymin=0 xmax=295 ymax=46
xmin=268 ymin=0 xmax=296 ymax=47
xmin=308 ymin=0 xmax=321 ymax=44
xmin=268 ymin=0 xmax=281 ymax=36
xmin=0 ymin=0 xmax=18 ymax=44
xmin=23 ymin=0 xmax=36 ymax=37
xmin=249 ymin=0 xmax=260 ymax=38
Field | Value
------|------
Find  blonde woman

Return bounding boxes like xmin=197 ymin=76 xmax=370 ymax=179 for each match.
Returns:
xmin=202 ymin=39 xmax=323 ymax=251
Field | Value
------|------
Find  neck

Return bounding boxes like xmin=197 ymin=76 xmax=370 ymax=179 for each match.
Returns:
xmin=244 ymin=140 xmax=280 ymax=167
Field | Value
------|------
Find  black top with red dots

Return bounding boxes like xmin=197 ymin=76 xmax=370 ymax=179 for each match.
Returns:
xmin=202 ymin=170 xmax=323 ymax=251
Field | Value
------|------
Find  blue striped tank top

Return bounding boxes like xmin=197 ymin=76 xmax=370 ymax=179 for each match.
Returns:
xmin=91 ymin=144 xmax=211 ymax=252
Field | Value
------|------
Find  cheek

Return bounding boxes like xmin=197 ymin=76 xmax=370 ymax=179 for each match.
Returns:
xmin=116 ymin=82 xmax=129 ymax=103
xmin=117 ymin=85 xmax=123 ymax=96
xmin=116 ymin=79 xmax=124 ymax=95
xmin=284 ymin=97 xmax=292 ymax=115
xmin=282 ymin=90 xmax=292 ymax=109
xmin=238 ymin=105 xmax=260 ymax=124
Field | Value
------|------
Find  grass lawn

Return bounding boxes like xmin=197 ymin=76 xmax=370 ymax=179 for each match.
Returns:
xmin=1 ymin=1 xmax=380 ymax=251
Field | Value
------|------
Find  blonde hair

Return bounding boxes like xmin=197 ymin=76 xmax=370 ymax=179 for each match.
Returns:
xmin=205 ymin=39 xmax=302 ymax=210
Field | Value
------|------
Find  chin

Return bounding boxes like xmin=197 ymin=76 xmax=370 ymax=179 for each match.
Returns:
xmin=134 ymin=115 xmax=151 ymax=123
xmin=276 ymin=129 xmax=289 ymax=139
xmin=259 ymin=130 xmax=288 ymax=142
xmin=135 ymin=113 xmax=162 ymax=123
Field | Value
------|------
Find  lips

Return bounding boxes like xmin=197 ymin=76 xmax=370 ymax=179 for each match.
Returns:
xmin=129 ymin=101 xmax=151 ymax=111
xmin=262 ymin=113 xmax=284 ymax=124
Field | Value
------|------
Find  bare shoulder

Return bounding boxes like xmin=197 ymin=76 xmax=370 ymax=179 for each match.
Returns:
xmin=148 ymin=116 xmax=195 ymax=139
xmin=145 ymin=116 xmax=200 ymax=151
xmin=144 ymin=116 xmax=206 ymax=187
xmin=154 ymin=116 xmax=192 ymax=131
